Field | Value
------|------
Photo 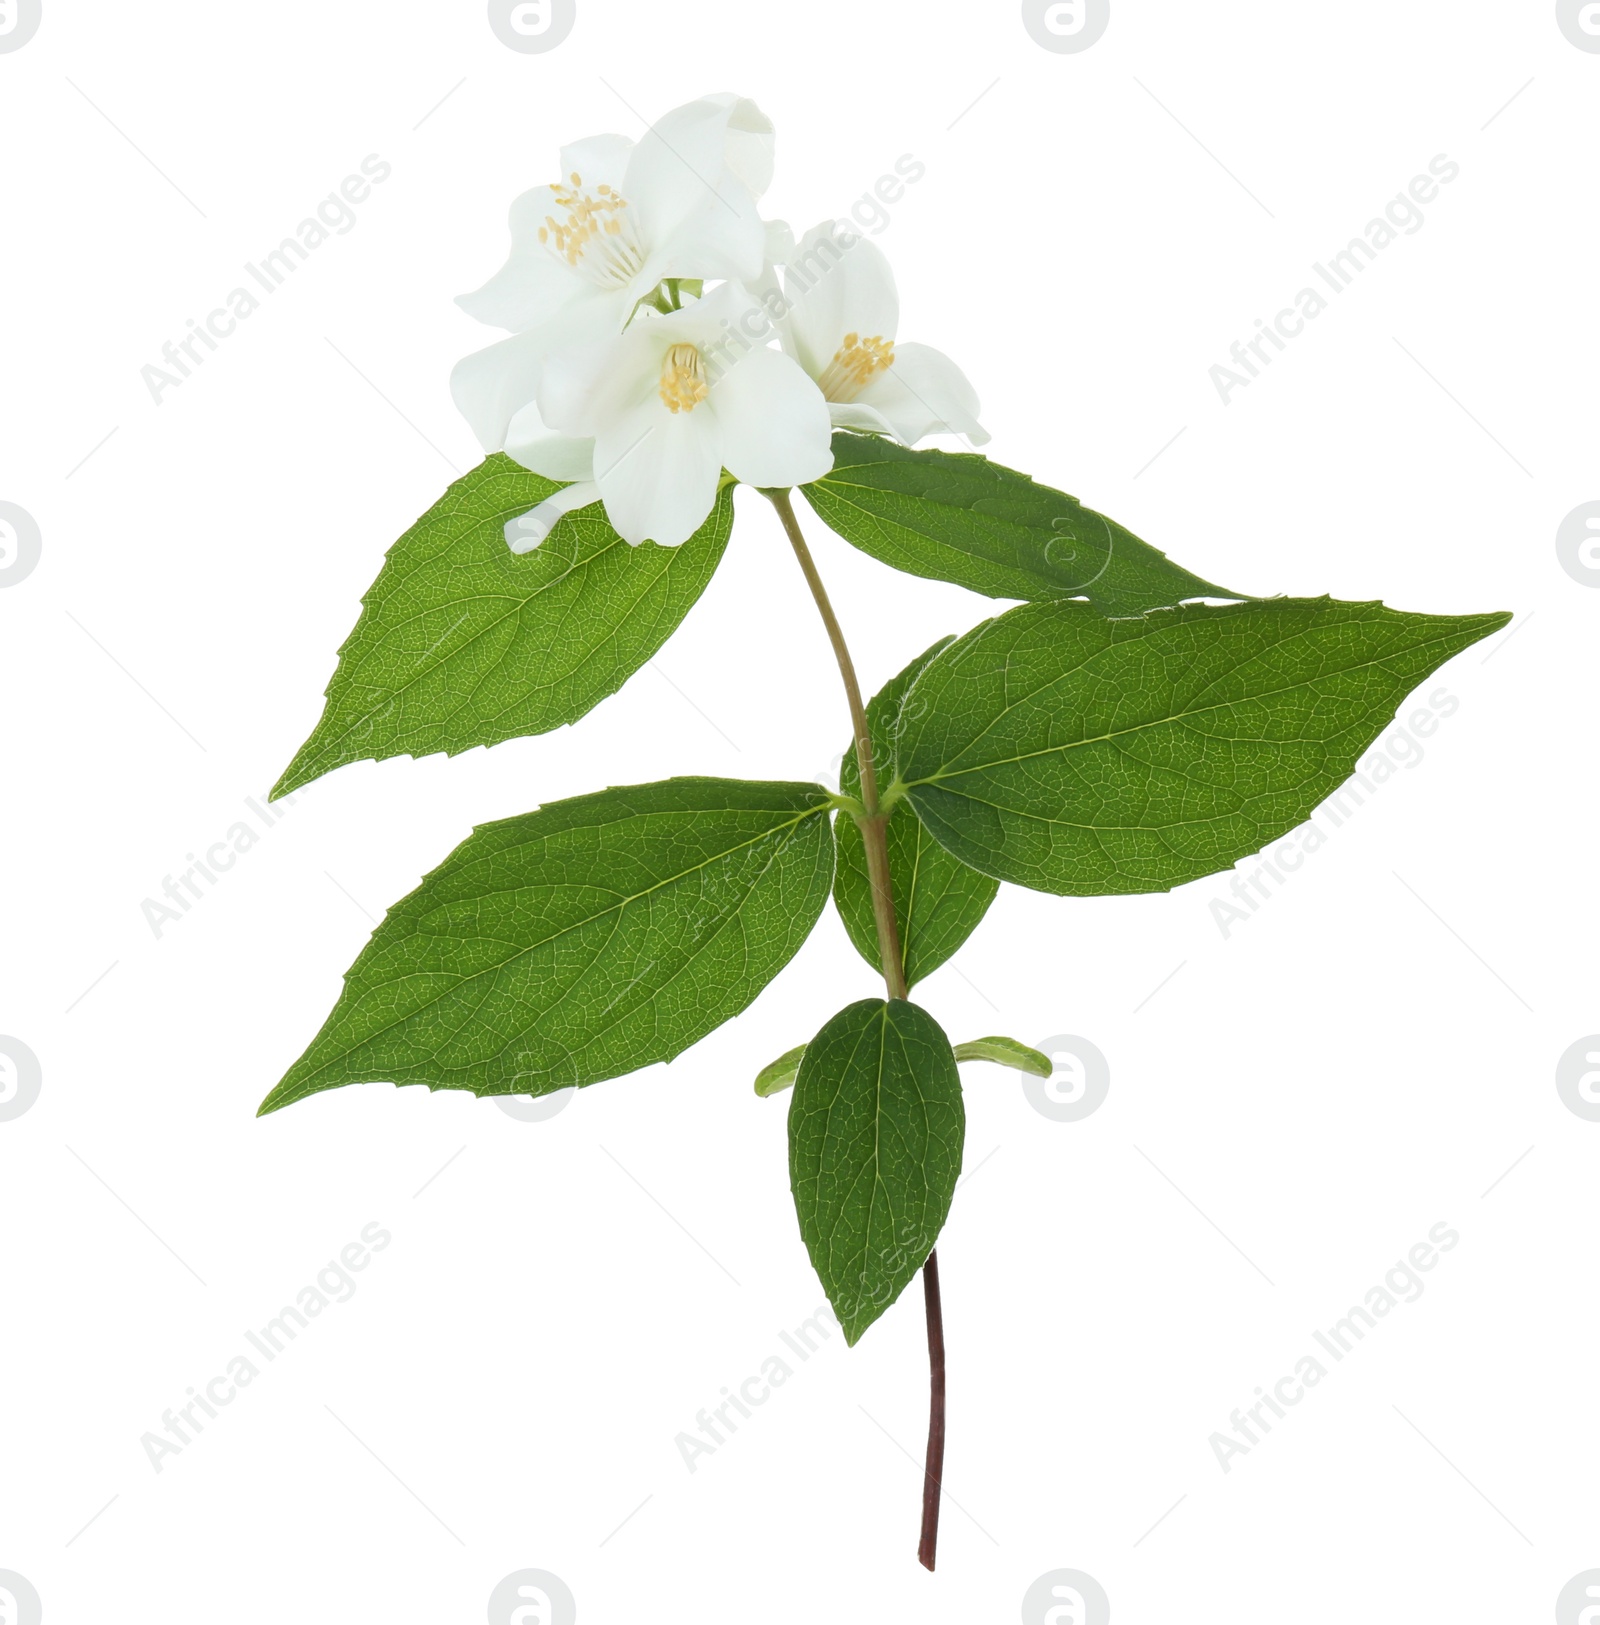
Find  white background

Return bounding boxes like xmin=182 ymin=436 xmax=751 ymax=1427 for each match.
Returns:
xmin=2 ymin=3 xmax=1596 ymax=1621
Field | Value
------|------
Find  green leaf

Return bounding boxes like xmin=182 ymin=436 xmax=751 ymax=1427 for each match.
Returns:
xmin=754 ymin=1043 xmax=807 ymax=1098
xmin=788 ymin=998 xmax=964 ymax=1345
xmin=259 ymin=778 xmax=835 ymax=1116
xmin=952 ymin=1037 xmax=1053 ymax=1077
xmin=834 ymin=640 xmax=999 ymax=988
xmin=272 ymin=456 xmax=731 ymax=798
xmin=895 ymin=598 xmax=1511 ymax=897
xmin=802 ymin=433 xmax=1233 ymax=614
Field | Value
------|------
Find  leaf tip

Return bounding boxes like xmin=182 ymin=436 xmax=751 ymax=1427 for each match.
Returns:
xmin=256 ymin=1070 xmax=310 ymax=1117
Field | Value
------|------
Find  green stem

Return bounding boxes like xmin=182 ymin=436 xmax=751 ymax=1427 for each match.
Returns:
xmin=764 ymin=487 xmax=944 ymax=1569
xmin=766 ymin=490 xmax=908 ymax=999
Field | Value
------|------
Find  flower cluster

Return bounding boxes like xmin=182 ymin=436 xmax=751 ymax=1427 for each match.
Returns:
xmin=450 ymin=92 xmax=987 ymax=551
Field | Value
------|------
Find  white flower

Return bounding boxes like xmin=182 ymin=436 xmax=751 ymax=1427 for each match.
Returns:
xmin=530 ymin=282 xmax=833 ymax=547
xmin=451 ymin=93 xmax=776 ymax=454
xmin=777 ymin=221 xmax=988 ymax=448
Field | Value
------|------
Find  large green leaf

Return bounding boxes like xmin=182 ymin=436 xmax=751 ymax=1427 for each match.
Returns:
xmin=259 ymin=778 xmax=834 ymax=1115
xmin=894 ymin=598 xmax=1511 ymax=897
xmin=802 ymin=433 xmax=1232 ymax=613
xmin=834 ymin=640 xmax=999 ymax=988
xmin=788 ymin=998 xmax=964 ymax=1344
xmin=272 ymin=457 xmax=731 ymax=798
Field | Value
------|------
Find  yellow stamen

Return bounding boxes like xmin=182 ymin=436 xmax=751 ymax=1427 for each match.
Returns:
xmin=537 ymin=171 xmax=642 ymax=286
xmin=817 ymin=332 xmax=895 ymax=402
xmin=659 ymin=344 xmax=710 ymax=414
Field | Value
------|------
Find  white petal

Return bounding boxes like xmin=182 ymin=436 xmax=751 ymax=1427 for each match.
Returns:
xmin=504 ymin=402 xmax=596 ymax=480
xmin=709 ymin=347 xmax=834 ymax=488
xmin=645 ymin=93 xmax=775 ymax=201
xmin=623 ymin=95 xmax=768 ymax=282
xmin=538 ymin=325 xmax=657 ymax=439
xmin=738 ymin=219 xmax=794 ymax=328
xmin=654 ymin=189 xmax=766 ymax=286
xmin=456 ymin=186 xmax=582 ymax=332
xmin=676 ymin=276 xmax=764 ymax=333
xmin=764 ymin=217 xmax=795 ymax=266
xmin=827 ymin=402 xmax=898 ymax=437
xmin=594 ymin=397 xmax=724 ymax=547
xmin=451 ymin=290 xmax=627 ymax=452
xmin=717 ymin=96 xmax=777 ymax=201
xmin=450 ymin=328 xmax=551 ymax=452
xmin=556 ymin=133 xmax=632 ymax=192
xmin=505 ymin=482 xmax=603 ymax=553
xmin=780 ymin=221 xmax=899 ymax=379
xmin=855 ymin=342 xmax=989 ymax=447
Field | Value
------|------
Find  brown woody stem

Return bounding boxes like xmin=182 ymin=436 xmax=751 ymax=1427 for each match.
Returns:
xmin=917 ymin=1248 xmax=947 ymax=1571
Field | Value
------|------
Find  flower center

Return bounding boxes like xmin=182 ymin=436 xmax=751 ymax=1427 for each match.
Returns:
xmin=538 ymin=172 xmax=645 ymax=289
xmin=816 ymin=333 xmax=895 ymax=402
xmin=658 ymin=344 xmax=710 ymax=414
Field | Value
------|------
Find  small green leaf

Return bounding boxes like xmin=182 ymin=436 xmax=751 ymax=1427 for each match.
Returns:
xmin=896 ymin=598 xmax=1511 ymax=897
xmin=834 ymin=640 xmax=999 ymax=987
xmin=952 ymin=1037 xmax=1053 ymax=1077
xmin=788 ymin=998 xmax=964 ymax=1344
xmin=273 ymin=456 xmax=731 ymax=798
xmin=754 ymin=1044 xmax=807 ymax=1098
xmin=802 ymin=433 xmax=1233 ymax=614
xmin=259 ymin=778 xmax=835 ymax=1116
